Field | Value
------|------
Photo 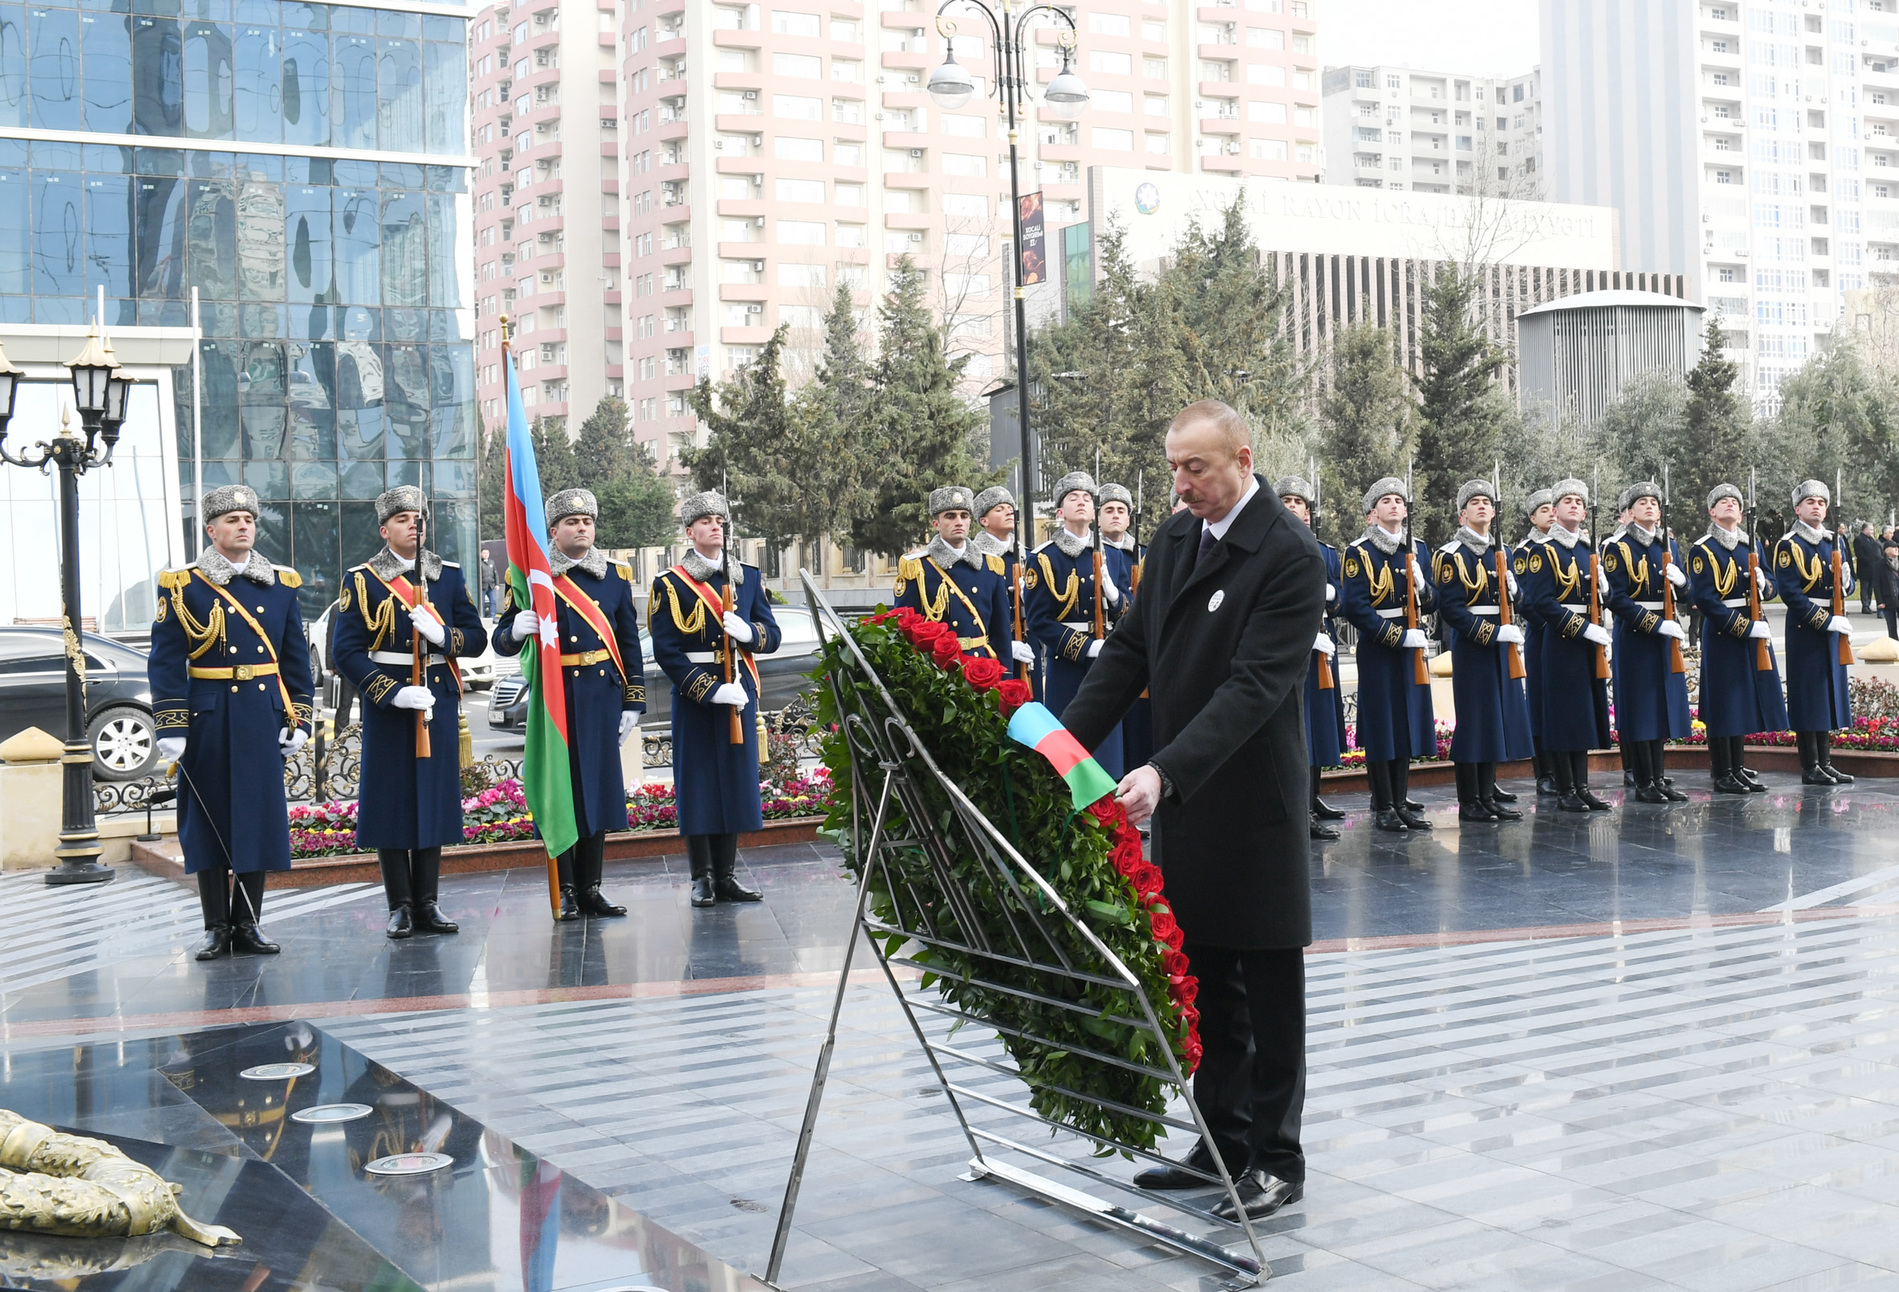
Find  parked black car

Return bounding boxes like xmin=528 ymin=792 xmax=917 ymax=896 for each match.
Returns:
xmin=486 ymin=606 xmax=826 ymax=732
xmin=0 ymin=627 xmax=163 ymax=782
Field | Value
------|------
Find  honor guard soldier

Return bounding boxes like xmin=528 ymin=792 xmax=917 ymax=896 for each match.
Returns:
xmin=1276 ymin=476 xmax=1349 ymax=840
xmin=1341 ymin=476 xmax=1437 ymax=832
xmin=970 ymin=484 xmax=1037 ymax=684
xmin=649 ymin=491 xmax=781 ymax=907
xmin=1689 ymin=483 xmax=1784 ymax=793
xmin=333 ymin=486 xmax=489 ymax=938
xmin=1100 ymin=481 xmax=1155 ymax=770
xmin=1434 ymin=481 xmax=1533 ymax=821
xmin=1516 ymin=489 xmax=1558 ymax=795
xmin=894 ymin=486 xmax=1027 ymax=666
xmin=1602 ymin=481 xmax=1694 ymax=802
xmin=149 ymin=485 xmax=313 ymax=960
xmin=1025 ymin=471 xmax=1127 ymax=775
xmin=1775 ymin=479 xmax=1858 ymax=784
xmin=493 ymin=488 xmax=648 ymax=920
xmin=1521 ymin=479 xmax=1615 ymax=811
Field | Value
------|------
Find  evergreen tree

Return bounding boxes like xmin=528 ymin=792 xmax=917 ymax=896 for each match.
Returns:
xmin=816 ymin=280 xmax=869 ymax=429
xmin=849 ymin=257 xmax=998 ymax=556
xmin=1316 ymin=325 xmax=1414 ymax=547
xmin=477 ymin=423 xmax=508 ymax=540
xmin=594 ymin=440 xmax=680 ymax=550
xmin=1413 ymin=265 xmax=1508 ymax=540
xmin=571 ymin=395 xmax=636 ymax=482
xmin=1773 ymin=343 xmax=1899 ymax=512
xmin=1675 ymin=316 xmax=1759 ymax=522
xmin=530 ymin=416 xmax=580 ymax=495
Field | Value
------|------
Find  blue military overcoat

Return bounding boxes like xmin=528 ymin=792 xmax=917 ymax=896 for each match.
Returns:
xmin=1024 ymin=536 xmax=1125 ymax=777
xmin=1518 ymin=531 xmax=1614 ymax=754
xmin=1433 ymin=536 xmax=1533 ymax=764
xmin=1104 ymin=539 xmax=1158 ymax=769
xmin=332 ymin=549 xmax=489 ymax=850
xmin=1306 ymin=541 xmax=1348 ymax=767
xmin=493 ymin=557 xmax=648 ymax=836
xmin=893 ymin=543 xmax=1015 ymax=662
xmin=649 ymin=559 xmax=781 ymax=835
xmin=148 ymin=558 xmax=313 ymax=875
xmin=1602 ymin=530 xmax=1694 ymax=742
xmin=1514 ymin=533 xmax=1549 ymax=740
xmin=1689 ymin=533 xmax=1789 ymax=738
xmin=1774 ymin=527 xmax=1855 ymax=730
xmin=1341 ymin=532 xmax=1437 ymax=762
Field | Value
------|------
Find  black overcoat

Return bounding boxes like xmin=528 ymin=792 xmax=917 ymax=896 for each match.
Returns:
xmin=1062 ymin=478 xmax=1323 ymax=950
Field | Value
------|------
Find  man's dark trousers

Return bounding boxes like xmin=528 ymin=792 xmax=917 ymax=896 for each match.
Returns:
xmin=1187 ymin=943 xmax=1306 ymax=1183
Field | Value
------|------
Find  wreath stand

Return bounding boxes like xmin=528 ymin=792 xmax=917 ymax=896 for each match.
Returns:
xmin=759 ymin=573 xmax=1266 ymax=1289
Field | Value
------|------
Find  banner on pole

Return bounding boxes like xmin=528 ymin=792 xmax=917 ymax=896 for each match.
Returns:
xmin=1018 ymin=191 xmax=1047 ymax=285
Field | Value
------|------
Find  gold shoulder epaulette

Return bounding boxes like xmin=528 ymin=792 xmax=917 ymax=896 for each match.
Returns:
xmin=158 ymin=567 xmax=193 ymax=590
xmin=274 ymin=566 xmax=302 ymax=588
xmin=984 ymin=553 xmax=1005 ymax=575
xmin=616 ymin=561 xmax=633 ymax=582
xmin=897 ymin=554 xmax=923 ymax=581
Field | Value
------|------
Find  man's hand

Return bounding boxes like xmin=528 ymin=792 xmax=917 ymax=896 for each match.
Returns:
xmin=1011 ymin=640 xmax=1036 ymax=664
xmin=1102 ymin=574 xmax=1121 ymax=605
xmin=1666 ymin=563 xmax=1688 ymax=589
xmin=1086 ymin=639 xmax=1104 ymax=658
xmin=1115 ymin=763 xmax=1163 ymax=827
xmin=409 ymin=604 xmax=446 ymax=646
xmin=1325 ymin=582 xmax=1337 ymax=604
xmin=393 ymin=685 xmax=436 ymax=712
xmin=1657 ymin=619 xmax=1686 ymax=640
xmin=1313 ymin=631 xmax=1336 ymax=656
xmin=1755 ymin=565 xmax=1773 ymax=594
xmin=1506 ymin=569 xmax=1519 ymax=599
xmin=1828 ymin=614 xmax=1854 ymax=636
xmin=157 ymin=736 xmax=186 ymax=763
xmin=711 ymin=681 xmax=749 ymax=707
xmin=1748 ymin=620 xmax=1772 ymax=640
xmin=279 ymin=728 xmax=308 ymax=757
xmin=722 ymin=610 xmax=754 ymax=644
xmin=1401 ymin=628 xmax=1428 ymax=650
xmin=511 ymin=610 xmax=540 ymax=640
xmin=1583 ymin=622 xmax=1613 ymax=647
xmin=618 ymin=712 xmax=639 ymax=746
xmin=1495 ymin=624 xmax=1525 ymax=645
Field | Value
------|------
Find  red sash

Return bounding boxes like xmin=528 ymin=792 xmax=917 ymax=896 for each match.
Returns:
xmin=552 ymin=574 xmax=627 ymax=681
xmin=669 ymin=566 xmax=761 ymax=689
xmin=376 ymin=570 xmax=464 ymax=695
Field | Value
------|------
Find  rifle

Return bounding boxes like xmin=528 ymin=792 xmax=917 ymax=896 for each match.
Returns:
xmin=411 ymin=544 xmax=432 ymax=759
xmin=1660 ymin=466 xmax=1685 ymax=674
xmin=1403 ymin=457 xmax=1428 ymax=685
xmin=1092 ymin=504 xmax=1106 ymax=642
xmin=1012 ymin=467 xmax=1030 ymax=682
xmin=1833 ymin=466 xmax=1854 ymax=667
xmin=1747 ymin=468 xmax=1772 ymax=672
xmin=1312 ymin=460 xmax=1335 ymax=691
xmin=1588 ymin=477 xmax=1611 ymax=681
xmin=1493 ymin=467 xmax=1524 ymax=681
xmin=720 ymin=493 xmax=743 ymax=746
xmin=1130 ymin=469 xmax=1145 ymax=598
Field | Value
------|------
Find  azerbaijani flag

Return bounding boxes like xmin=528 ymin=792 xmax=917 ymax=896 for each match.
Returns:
xmin=1007 ymin=702 xmax=1119 ymax=813
xmin=502 ymin=341 xmax=579 ymax=867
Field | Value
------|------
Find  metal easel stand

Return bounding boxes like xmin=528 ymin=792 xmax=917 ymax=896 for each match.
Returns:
xmin=758 ymin=573 xmax=1265 ymax=1290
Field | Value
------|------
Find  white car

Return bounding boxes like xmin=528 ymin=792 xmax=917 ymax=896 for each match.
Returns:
xmin=309 ymin=601 xmax=502 ymax=691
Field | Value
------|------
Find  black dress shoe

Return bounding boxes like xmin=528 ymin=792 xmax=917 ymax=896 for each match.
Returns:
xmin=1802 ymin=767 xmax=1836 ymax=785
xmin=557 ymin=885 xmax=580 ymax=922
xmin=229 ymin=922 xmax=280 ymax=956
xmin=1738 ymin=766 xmax=1765 ymax=787
xmin=1557 ymin=792 xmax=1591 ymax=813
xmin=715 ymin=874 xmax=764 ymax=902
xmin=1536 ymin=776 xmax=1559 ymax=796
xmin=1131 ymin=1145 xmax=1229 ymax=1191
xmin=194 ymin=925 xmax=232 ymax=961
xmin=1372 ymin=808 xmax=1410 ymax=833
xmin=1401 ymin=797 xmax=1425 ymax=813
xmin=1309 ymin=818 xmax=1340 ymax=841
xmin=1633 ymin=783 xmax=1670 ymax=804
xmin=386 ymin=905 xmax=414 ymax=939
xmin=1484 ymin=800 xmax=1524 ymax=821
xmin=1822 ymin=763 xmax=1855 ymax=785
xmin=1395 ymin=806 xmax=1433 ymax=830
xmin=1659 ymin=782 xmax=1690 ymax=802
xmin=1211 ymin=1170 xmax=1304 ymax=1222
xmin=579 ymin=885 xmax=628 ymax=917
xmin=1623 ymin=770 xmax=1638 ymax=787
xmin=1459 ymin=802 xmax=1499 ymax=823
xmin=1312 ymin=797 xmax=1347 ymax=821
xmin=1490 ymin=787 xmax=1519 ymax=803
xmin=690 ymin=875 xmax=716 ymax=907
xmin=415 ymin=901 xmax=459 ymax=934
xmin=1579 ymin=788 xmax=1614 ymax=811
xmin=1744 ymin=774 xmax=1767 ymax=792
xmin=1712 ymin=773 xmax=1752 ymax=795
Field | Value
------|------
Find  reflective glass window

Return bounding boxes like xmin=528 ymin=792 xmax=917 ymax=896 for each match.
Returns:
xmin=196 ymin=339 xmax=241 ymax=457
xmin=425 ymin=192 xmax=457 ymax=308
xmin=332 ymin=186 xmax=375 ymax=304
xmin=330 ymin=31 xmax=372 ymax=150
xmin=231 ymin=22 xmax=278 ymax=142
xmin=31 ymin=169 xmax=82 ymax=298
xmin=423 ymin=39 xmax=459 ymax=153
xmin=83 ymin=171 xmax=133 ymax=299
xmin=0 ymin=168 xmax=26 ymax=297
xmin=133 ymin=173 xmax=187 ymax=298
xmin=378 ymin=188 xmax=424 ymax=307
xmin=185 ymin=177 xmax=234 ymax=297
xmin=30 ymin=6 xmax=81 ymax=130
xmin=285 ymin=182 xmax=328 ymax=303
xmin=280 ymin=26 xmax=326 ymax=145
xmin=0 ymin=6 xmax=27 ymax=128
xmin=235 ymin=177 xmax=284 ymax=300
xmin=79 ymin=8 xmax=130 ymax=132
xmin=180 ymin=20 xmax=231 ymax=138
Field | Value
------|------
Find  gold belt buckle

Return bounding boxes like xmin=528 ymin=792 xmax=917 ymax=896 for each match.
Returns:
xmin=234 ymin=664 xmax=254 ymax=681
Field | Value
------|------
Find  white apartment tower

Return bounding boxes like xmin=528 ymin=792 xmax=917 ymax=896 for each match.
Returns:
xmin=1320 ymin=64 xmax=1543 ymax=195
xmin=1543 ymin=0 xmax=1899 ymax=400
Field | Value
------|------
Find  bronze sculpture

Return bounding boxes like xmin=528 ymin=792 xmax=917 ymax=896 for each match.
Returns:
xmin=0 ymin=1110 xmax=239 ymax=1246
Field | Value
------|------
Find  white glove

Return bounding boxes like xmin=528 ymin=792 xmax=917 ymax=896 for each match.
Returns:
xmin=1583 ymin=622 xmax=1613 ymax=647
xmin=1657 ymin=619 xmax=1686 ymax=640
xmin=711 ymin=681 xmax=749 ymax=707
xmin=279 ymin=728 xmax=308 ymax=756
xmin=1495 ymin=624 xmax=1525 ymax=645
xmin=1314 ymin=631 xmax=1336 ymax=656
xmin=1755 ymin=566 xmax=1772 ymax=593
xmin=1011 ymin=640 xmax=1036 ymax=664
xmin=1666 ymin=563 xmax=1688 ymax=589
xmin=392 ymin=685 xmax=436 ymax=711
xmin=1325 ymin=582 xmax=1337 ymax=603
xmin=1401 ymin=628 xmax=1428 ymax=649
xmin=618 ymin=712 xmax=639 ymax=746
xmin=1506 ymin=570 xmax=1520 ymax=599
xmin=1086 ymin=639 xmax=1104 ymax=658
xmin=1102 ymin=574 xmax=1121 ymax=605
xmin=511 ymin=609 xmax=540 ymax=640
xmin=1827 ymin=614 xmax=1854 ymax=635
xmin=722 ymin=610 xmax=754 ymax=643
xmin=1748 ymin=620 xmax=1772 ymax=640
xmin=157 ymin=736 xmax=186 ymax=763
xmin=409 ymin=603 xmax=446 ymax=646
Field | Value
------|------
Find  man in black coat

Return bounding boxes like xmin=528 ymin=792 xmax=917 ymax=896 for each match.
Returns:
xmin=1062 ymin=399 xmax=1324 ymax=1222
xmin=1854 ymin=522 xmax=1884 ymax=613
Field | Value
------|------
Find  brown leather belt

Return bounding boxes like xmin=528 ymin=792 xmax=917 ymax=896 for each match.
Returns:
xmin=188 ymin=663 xmax=281 ymax=680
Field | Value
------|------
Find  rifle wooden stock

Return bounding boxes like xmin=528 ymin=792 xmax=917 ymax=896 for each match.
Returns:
xmin=1495 ymin=549 xmax=1525 ymax=681
xmin=1660 ymin=544 xmax=1686 ymax=674
xmin=1403 ymin=549 xmax=1429 ymax=686
xmin=1832 ymin=548 xmax=1855 ymax=666
xmin=1092 ymin=548 xmax=1105 ymax=640
xmin=1316 ymin=641 xmax=1335 ymax=690
xmin=722 ymin=582 xmax=743 ymax=744
xmin=1011 ymin=560 xmax=1029 ymax=681
xmin=1747 ymin=548 xmax=1772 ymax=672
xmin=1588 ymin=551 xmax=1611 ymax=681
xmin=411 ymin=587 xmax=431 ymax=759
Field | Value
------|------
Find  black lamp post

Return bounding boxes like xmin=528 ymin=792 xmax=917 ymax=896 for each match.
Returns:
xmin=0 ymin=323 xmax=132 ymax=886
xmin=927 ymin=0 xmax=1086 ymax=566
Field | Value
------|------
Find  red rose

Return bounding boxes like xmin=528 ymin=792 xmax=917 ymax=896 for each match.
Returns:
xmin=901 ymin=620 xmax=941 ymax=647
xmin=1163 ymin=948 xmax=1190 ymax=977
xmin=995 ymin=679 xmax=1033 ymax=714
xmin=1163 ymin=925 xmax=1185 ymax=951
xmin=1179 ymin=1003 xmax=1200 ymax=1029
xmin=1169 ymin=974 xmax=1198 ymax=1006
xmin=1132 ymin=862 xmax=1165 ymax=898
xmin=931 ymin=636 xmax=964 ymax=669
xmin=1110 ymin=837 xmax=1144 ymax=873
xmin=962 ymin=657 xmax=1005 ymax=689
xmin=1086 ymin=797 xmax=1122 ymax=825
xmin=1148 ymin=907 xmax=1179 ymax=943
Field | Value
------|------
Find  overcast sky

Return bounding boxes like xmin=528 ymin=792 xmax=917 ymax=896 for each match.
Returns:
xmin=1321 ymin=0 xmax=1540 ymax=79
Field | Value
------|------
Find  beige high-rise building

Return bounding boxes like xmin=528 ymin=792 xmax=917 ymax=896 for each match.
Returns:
xmin=1320 ymin=63 xmax=1543 ymax=196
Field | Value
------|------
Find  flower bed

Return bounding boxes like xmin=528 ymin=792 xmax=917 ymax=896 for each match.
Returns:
xmin=1329 ymin=723 xmax=1454 ymax=769
xmin=286 ymin=769 xmax=833 ymax=859
xmin=816 ymin=606 xmax=1200 ymax=1153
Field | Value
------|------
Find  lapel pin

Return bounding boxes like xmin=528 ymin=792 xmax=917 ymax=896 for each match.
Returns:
xmin=1208 ymin=590 xmax=1225 ymax=612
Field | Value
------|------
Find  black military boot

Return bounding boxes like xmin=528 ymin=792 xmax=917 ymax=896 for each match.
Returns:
xmin=577 ymin=833 xmax=627 ymax=917
xmin=1711 ymin=733 xmax=1749 ymax=794
xmin=1652 ymin=741 xmax=1688 ymax=800
xmin=1368 ymin=761 xmax=1407 ymax=833
xmin=1534 ymin=745 xmax=1558 ymax=796
xmin=1456 ymin=764 xmax=1496 ymax=822
xmin=1798 ymin=732 xmax=1834 ymax=785
xmin=1732 ymin=738 xmax=1766 ymax=791
xmin=1480 ymin=764 xmax=1522 ymax=820
xmin=1574 ymin=751 xmax=1612 ymax=811
xmin=228 ymin=870 xmax=279 ymax=955
xmin=410 ymin=847 xmax=459 ymax=934
xmin=379 ymin=848 xmax=415 ymax=939
xmin=1310 ymin=766 xmax=1345 ymax=820
xmin=1629 ymin=740 xmax=1668 ymax=803
xmin=1551 ymin=748 xmax=1588 ymax=812
xmin=1819 ymin=732 xmax=1854 ymax=784
xmin=1392 ymin=760 xmax=1431 ymax=829
xmin=554 ymin=850 xmax=581 ymax=922
xmin=1309 ymin=814 xmax=1340 ymax=841
xmin=195 ymin=869 xmax=233 ymax=961
xmin=688 ymin=836 xmax=716 ymax=907
xmin=713 ymin=834 xmax=763 ymax=902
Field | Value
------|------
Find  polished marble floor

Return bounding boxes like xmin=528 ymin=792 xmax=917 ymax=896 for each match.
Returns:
xmin=8 ymin=770 xmax=1899 ymax=1289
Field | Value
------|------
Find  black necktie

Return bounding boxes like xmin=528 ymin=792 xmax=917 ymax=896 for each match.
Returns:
xmin=1194 ymin=526 xmax=1216 ymax=570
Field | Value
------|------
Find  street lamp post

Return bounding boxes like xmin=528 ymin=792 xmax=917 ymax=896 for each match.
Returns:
xmin=0 ymin=323 xmax=133 ymax=886
xmin=927 ymin=0 xmax=1086 ymax=563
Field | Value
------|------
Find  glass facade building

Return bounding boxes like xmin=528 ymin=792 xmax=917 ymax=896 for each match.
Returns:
xmin=0 ymin=0 xmax=474 ymax=622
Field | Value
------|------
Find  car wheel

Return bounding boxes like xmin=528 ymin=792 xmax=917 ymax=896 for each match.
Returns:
xmin=89 ymin=705 xmax=159 ymax=782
